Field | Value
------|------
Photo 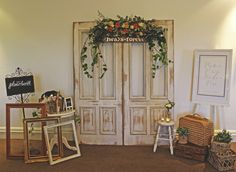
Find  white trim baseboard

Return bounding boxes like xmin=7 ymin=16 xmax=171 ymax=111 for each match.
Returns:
xmin=1 ymin=127 xmax=236 ymax=142
xmin=0 ymin=126 xmax=75 ymax=140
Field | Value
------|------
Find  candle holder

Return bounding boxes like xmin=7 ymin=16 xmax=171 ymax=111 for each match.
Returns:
xmin=165 ymin=117 xmax=171 ymax=122
xmin=161 ymin=117 xmax=165 ymax=122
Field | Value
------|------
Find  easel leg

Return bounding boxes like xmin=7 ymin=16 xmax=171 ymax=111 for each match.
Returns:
xmin=219 ymin=105 xmax=225 ymax=129
xmin=210 ymin=105 xmax=223 ymax=129
xmin=210 ymin=105 xmax=215 ymax=124
xmin=192 ymin=103 xmax=199 ymax=114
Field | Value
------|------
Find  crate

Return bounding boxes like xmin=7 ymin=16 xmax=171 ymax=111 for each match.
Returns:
xmin=174 ymin=142 xmax=208 ymax=161
xmin=211 ymin=141 xmax=231 ymax=153
xmin=179 ymin=114 xmax=214 ymax=146
xmin=208 ymin=150 xmax=236 ymax=171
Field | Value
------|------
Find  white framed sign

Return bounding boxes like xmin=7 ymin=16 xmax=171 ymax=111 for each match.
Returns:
xmin=192 ymin=49 xmax=232 ymax=105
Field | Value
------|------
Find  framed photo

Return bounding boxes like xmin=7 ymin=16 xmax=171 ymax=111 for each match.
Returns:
xmin=192 ymin=49 xmax=232 ymax=105
xmin=43 ymin=120 xmax=81 ymax=165
xmin=64 ymin=97 xmax=73 ymax=111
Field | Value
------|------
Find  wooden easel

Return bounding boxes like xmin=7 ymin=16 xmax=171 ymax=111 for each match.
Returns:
xmin=192 ymin=103 xmax=225 ymax=129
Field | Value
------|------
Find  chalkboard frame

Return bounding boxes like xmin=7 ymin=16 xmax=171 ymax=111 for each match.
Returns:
xmin=191 ymin=49 xmax=232 ymax=105
xmin=5 ymin=75 xmax=35 ymax=96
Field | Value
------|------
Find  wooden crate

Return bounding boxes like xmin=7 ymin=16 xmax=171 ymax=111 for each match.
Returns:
xmin=174 ymin=142 xmax=208 ymax=161
xmin=208 ymin=150 xmax=236 ymax=171
xmin=179 ymin=114 xmax=214 ymax=146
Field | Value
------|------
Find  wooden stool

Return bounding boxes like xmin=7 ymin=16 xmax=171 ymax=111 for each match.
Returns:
xmin=153 ymin=120 xmax=174 ymax=155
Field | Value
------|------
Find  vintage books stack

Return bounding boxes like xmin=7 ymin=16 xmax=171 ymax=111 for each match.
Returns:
xmin=208 ymin=130 xmax=236 ymax=171
xmin=174 ymin=114 xmax=214 ymax=161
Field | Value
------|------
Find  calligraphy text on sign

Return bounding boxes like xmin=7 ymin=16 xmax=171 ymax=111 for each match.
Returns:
xmin=104 ymin=37 xmax=145 ymax=42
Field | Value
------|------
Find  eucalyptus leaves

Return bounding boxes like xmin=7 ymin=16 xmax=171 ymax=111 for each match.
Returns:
xmin=81 ymin=14 xmax=172 ymax=78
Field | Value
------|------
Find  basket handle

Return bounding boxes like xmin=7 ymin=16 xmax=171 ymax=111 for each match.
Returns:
xmin=186 ymin=113 xmax=208 ymax=121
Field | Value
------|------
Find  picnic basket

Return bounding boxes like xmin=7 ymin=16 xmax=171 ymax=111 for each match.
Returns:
xmin=179 ymin=114 xmax=214 ymax=146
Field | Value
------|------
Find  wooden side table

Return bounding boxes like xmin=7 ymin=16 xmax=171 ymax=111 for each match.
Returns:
xmin=47 ymin=110 xmax=77 ymax=151
xmin=153 ymin=120 xmax=174 ymax=155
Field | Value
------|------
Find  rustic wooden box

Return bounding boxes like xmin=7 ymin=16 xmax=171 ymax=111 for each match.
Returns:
xmin=179 ymin=114 xmax=214 ymax=146
xmin=174 ymin=142 xmax=208 ymax=161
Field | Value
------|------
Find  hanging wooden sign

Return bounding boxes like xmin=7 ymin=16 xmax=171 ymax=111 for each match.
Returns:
xmin=104 ymin=37 xmax=145 ymax=42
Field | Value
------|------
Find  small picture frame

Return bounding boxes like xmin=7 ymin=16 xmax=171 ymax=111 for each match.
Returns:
xmin=43 ymin=120 xmax=81 ymax=165
xmin=64 ymin=97 xmax=73 ymax=111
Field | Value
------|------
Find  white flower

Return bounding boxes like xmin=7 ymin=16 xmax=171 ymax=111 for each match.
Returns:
xmin=138 ymin=22 xmax=144 ymax=27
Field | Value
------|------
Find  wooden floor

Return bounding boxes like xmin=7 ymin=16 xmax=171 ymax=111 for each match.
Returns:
xmin=1 ymin=139 xmax=236 ymax=172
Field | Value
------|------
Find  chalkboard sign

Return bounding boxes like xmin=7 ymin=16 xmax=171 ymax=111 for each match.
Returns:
xmin=5 ymin=75 xmax=35 ymax=96
xmin=192 ymin=49 xmax=232 ymax=105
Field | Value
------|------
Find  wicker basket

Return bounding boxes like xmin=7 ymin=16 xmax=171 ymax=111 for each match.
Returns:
xmin=179 ymin=114 xmax=214 ymax=146
xmin=208 ymin=150 xmax=236 ymax=171
xmin=211 ymin=141 xmax=231 ymax=153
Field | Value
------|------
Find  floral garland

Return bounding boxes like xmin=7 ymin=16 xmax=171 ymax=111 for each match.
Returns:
xmin=81 ymin=13 xmax=172 ymax=78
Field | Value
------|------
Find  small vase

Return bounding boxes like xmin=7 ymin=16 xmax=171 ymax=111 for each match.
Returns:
xmin=165 ymin=110 xmax=172 ymax=122
xmin=178 ymin=136 xmax=188 ymax=144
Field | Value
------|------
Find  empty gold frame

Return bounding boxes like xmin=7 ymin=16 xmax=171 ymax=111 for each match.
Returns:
xmin=44 ymin=120 xmax=81 ymax=165
xmin=23 ymin=117 xmax=62 ymax=163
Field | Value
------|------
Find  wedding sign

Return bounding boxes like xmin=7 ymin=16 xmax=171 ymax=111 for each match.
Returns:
xmin=192 ymin=49 xmax=232 ymax=105
xmin=5 ymin=75 xmax=35 ymax=96
xmin=104 ymin=37 xmax=145 ymax=42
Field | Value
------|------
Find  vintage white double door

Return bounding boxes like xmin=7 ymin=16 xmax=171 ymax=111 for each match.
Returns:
xmin=74 ymin=21 xmax=174 ymax=145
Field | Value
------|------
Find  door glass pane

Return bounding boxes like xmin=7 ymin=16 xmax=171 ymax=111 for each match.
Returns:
xmin=100 ymin=43 xmax=115 ymax=98
xmin=80 ymin=32 xmax=95 ymax=98
xmin=152 ymin=66 xmax=166 ymax=97
xmin=130 ymin=43 xmax=145 ymax=97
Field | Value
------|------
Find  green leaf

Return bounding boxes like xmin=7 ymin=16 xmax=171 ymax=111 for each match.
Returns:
xmin=81 ymin=46 xmax=87 ymax=54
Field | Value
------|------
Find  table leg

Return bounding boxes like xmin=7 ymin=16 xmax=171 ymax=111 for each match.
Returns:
xmin=168 ymin=126 xmax=173 ymax=155
xmin=153 ymin=125 xmax=161 ymax=152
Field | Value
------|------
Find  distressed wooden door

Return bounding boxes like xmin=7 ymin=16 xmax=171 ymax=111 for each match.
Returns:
xmin=74 ymin=22 xmax=123 ymax=144
xmin=74 ymin=20 xmax=174 ymax=145
xmin=123 ymin=20 xmax=174 ymax=145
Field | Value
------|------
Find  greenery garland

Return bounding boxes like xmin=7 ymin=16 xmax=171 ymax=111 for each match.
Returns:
xmin=81 ymin=13 xmax=172 ymax=78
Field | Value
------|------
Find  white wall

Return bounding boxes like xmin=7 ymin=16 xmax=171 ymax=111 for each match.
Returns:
xmin=0 ymin=0 xmax=236 ymax=134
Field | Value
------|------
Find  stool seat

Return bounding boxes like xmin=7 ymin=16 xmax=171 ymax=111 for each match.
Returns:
xmin=158 ymin=121 xmax=174 ymax=126
xmin=153 ymin=120 xmax=174 ymax=155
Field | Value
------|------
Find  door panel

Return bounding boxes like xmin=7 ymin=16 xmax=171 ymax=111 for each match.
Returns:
xmin=80 ymin=107 xmax=96 ymax=134
xmin=100 ymin=107 xmax=116 ymax=135
xmin=100 ymin=43 xmax=115 ymax=99
xmin=151 ymin=67 xmax=167 ymax=98
xmin=130 ymin=107 xmax=147 ymax=135
xmin=130 ymin=43 xmax=146 ymax=98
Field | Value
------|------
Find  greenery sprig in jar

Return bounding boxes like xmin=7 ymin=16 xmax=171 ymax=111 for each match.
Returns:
xmin=80 ymin=12 xmax=172 ymax=79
